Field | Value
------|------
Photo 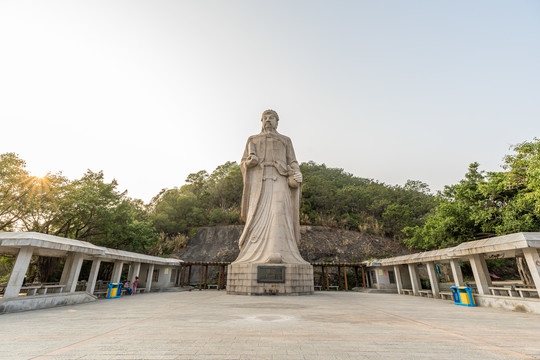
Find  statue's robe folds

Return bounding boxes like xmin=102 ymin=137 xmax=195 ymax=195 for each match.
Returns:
xmin=234 ymin=131 xmax=308 ymax=264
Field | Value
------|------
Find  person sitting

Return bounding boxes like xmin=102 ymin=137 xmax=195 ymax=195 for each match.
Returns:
xmin=123 ymin=281 xmax=133 ymax=295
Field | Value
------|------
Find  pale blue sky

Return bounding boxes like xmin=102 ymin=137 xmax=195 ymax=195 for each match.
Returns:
xmin=1 ymin=1 xmax=539 ymax=202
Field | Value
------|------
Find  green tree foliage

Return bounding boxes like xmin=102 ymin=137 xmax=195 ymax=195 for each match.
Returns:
xmin=404 ymin=138 xmax=540 ymax=250
xmin=151 ymin=161 xmax=243 ymax=238
xmin=0 ymin=153 xmax=32 ymax=231
xmin=300 ymin=162 xmax=436 ymax=238
xmin=0 ymin=153 xmax=158 ymax=254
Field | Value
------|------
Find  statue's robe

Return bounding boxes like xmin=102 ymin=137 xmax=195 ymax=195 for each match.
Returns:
xmin=234 ymin=130 xmax=307 ymax=264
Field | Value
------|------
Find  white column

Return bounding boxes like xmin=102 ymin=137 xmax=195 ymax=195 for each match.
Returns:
xmin=393 ymin=265 xmax=403 ymax=294
xmin=4 ymin=246 xmax=34 ymax=299
xmin=407 ymin=263 xmax=421 ymax=296
xmin=86 ymin=259 xmax=101 ymax=294
xmin=522 ymin=247 xmax=540 ymax=291
xmin=426 ymin=262 xmax=440 ymax=298
xmin=469 ymin=254 xmax=492 ymax=295
xmin=127 ymin=264 xmax=133 ymax=281
xmin=450 ymin=259 xmax=465 ymax=286
xmin=129 ymin=262 xmax=141 ymax=283
xmin=110 ymin=261 xmax=124 ymax=283
xmin=64 ymin=253 xmax=85 ymax=293
xmin=146 ymin=264 xmax=154 ymax=292
xmin=59 ymin=254 xmax=74 ymax=285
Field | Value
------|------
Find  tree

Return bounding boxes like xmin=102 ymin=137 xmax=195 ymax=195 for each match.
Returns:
xmin=1 ymin=154 xmax=160 ymax=281
xmin=151 ymin=162 xmax=243 ymax=238
xmin=404 ymin=138 xmax=540 ymax=250
xmin=0 ymin=153 xmax=31 ymax=231
xmin=299 ymin=162 xmax=436 ymax=238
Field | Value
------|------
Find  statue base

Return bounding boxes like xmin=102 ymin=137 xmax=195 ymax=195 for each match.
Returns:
xmin=226 ymin=262 xmax=314 ymax=296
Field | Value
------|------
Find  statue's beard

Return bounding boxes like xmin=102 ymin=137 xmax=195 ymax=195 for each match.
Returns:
xmin=262 ymin=122 xmax=277 ymax=133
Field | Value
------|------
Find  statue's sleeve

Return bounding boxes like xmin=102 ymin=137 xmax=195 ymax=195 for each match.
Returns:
xmin=286 ymin=137 xmax=300 ymax=172
xmin=241 ymin=138 xmax=251 ymax=165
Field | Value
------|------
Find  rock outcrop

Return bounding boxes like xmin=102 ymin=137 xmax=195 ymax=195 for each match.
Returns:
xmin=177 ymin=225 xmax=410 ymax=263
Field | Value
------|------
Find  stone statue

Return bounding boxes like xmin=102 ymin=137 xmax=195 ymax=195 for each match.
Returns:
xmin=227 ymin=110 xmax=313 ymax=296
xmin=234 ymin=109 xmax=308 ymax=265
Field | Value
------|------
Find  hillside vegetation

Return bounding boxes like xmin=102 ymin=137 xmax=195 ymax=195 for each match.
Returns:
xmin=149 ymin=160 xmax=437 ymax=255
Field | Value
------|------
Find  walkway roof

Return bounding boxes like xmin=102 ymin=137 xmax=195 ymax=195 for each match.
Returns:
xmin=378 ymin=248 xmax=454 ymax=266
xmin=0 ymin=232 xmax=103 ymax=257
xmin=449 ymin=232 xmax=540 ymax=259
xmin=0 ymin=232 xmax=182 ymax=266
xmin=371 ymin=232 xmax=540 ymax=266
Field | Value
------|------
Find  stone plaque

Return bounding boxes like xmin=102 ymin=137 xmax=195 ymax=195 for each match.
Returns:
xmin=257 ymin=266 xmax=285 ymax=283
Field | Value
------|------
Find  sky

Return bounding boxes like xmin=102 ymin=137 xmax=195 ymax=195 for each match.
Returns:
xmin=1 ymin=1 xmax=539 ymax=202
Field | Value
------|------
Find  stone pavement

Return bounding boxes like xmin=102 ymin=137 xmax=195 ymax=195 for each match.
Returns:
xmin=1 ymin=291 xmax=540 ymax=360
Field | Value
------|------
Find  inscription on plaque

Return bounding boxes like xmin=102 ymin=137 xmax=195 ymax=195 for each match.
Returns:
xmin=257 ymin=266 xmax=285 ymax=283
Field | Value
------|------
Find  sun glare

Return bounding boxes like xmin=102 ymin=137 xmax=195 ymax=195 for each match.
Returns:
xmin=22 ymin=171 xmax=53 ymax=196
xmin=31 ymin=171 xmax=50 ymax=180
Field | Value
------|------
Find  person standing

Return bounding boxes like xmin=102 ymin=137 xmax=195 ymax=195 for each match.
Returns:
xmin=131 ymin=276 xmax=139 ymax=295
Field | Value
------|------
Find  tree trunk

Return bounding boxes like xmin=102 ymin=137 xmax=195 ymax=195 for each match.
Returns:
xmin=35 ymin=257 xmax=62 ymax=283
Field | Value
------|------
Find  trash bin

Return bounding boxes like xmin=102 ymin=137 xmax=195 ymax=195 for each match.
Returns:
xmin=450 ymin=286 xmax=476 ymax=307
xmin=106 ymin=283 xmax=123 ymax=299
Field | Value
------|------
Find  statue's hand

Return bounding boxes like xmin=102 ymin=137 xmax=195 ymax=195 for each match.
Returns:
xmin=246 ymin=155 xmax=259 ymax=167
xmin=293 ymin=171 xmax=303 ymax=183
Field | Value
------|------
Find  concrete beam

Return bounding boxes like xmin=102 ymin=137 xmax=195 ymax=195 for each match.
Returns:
xmin=426 ymin=262 xmax=440 ymax=298
xmin=146 ymin=264 xmax=155 ymax=292
xmin=86 ymin=259 xmax=101 ymax=294
xmin=407 ymin=264 xmax=421 ymax=296
xmin=129 ymin=262 xmax=141 ymax=283
xmin=59 ymin=254 xmax=74 ymax=285
xmin=110 ymin=261 xmax=124 ymax=283
xmin=394 ymin=265 xmax=403 ymax=294
xmin=450 ymin=259 xmax=465 ymax=286
xmin=4 ymin=246 xmax=34 ymax=299
xmin=522 ymin=247 xmax=540 ymax=291
xmin=469 ymin=254 xmax=492 ymax=295
xmin=64 ymin=253 xmax=85 ymax=293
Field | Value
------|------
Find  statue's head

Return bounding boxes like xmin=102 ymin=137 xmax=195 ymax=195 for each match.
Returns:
xmin=261 ymin=109 xmax=279 ymax=131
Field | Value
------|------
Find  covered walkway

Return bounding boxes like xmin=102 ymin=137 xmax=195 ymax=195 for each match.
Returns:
xmin=365 ymin=232 xmax=540 ymax=313
xmin=0 ymin=232 xmax=182 ymax=313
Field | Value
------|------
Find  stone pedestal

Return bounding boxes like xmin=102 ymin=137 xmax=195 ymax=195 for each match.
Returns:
xmin=227 ymin=263 xmax=314 ymax=296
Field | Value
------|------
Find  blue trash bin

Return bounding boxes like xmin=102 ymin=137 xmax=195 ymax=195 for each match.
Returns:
xmin=450 ymin=286 xmax=476 ymax=307
xmin=106 ymin=283 xmax=123 ymax=299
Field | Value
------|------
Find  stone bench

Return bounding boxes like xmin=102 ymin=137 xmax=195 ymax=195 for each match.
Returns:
xmin=93 ymin=290 xmax=107 ymax=298
xmin=135 ymin=287 xmax=147 ymax=294
xmin=439 ymin=291 xmax=453 ymax=300
xmin=328 ymin=286 xmax=339 ymax=291
xmin=418 ymin=290 xmax=433 ymax=297
xmin=207 ymin=285 xmax=218 ymax=290
xmin=401 ymin=289 xmax=414 ymax=295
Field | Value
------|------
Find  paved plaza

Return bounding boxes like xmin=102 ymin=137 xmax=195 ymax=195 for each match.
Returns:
xmin=1 ymin=291 xmax=540 ymax=360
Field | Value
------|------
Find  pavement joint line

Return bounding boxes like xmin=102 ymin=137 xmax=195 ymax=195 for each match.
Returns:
xmin=27 ymin=293 xmax=226 ymax=359
xmin=29 ymin=309 xmax=178 ymax=360
xmin=365 ymin=305 xmax=535 ymax=360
